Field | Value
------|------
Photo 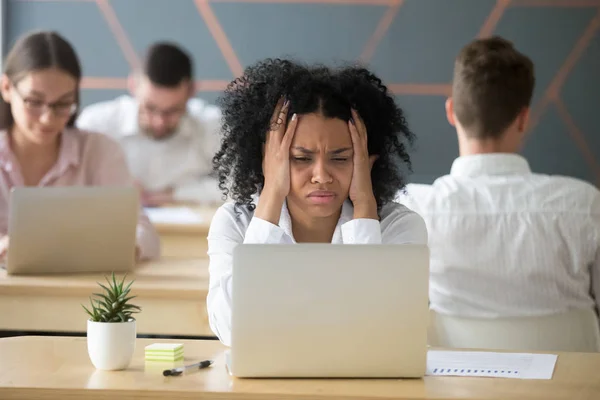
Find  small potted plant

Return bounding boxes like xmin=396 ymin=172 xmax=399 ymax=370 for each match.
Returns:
xmin=83 ymin=272 xmax=141 ymax=371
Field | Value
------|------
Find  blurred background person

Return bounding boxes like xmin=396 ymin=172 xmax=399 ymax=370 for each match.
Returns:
xmin=77 ymin=42 xmax=222 ymax=207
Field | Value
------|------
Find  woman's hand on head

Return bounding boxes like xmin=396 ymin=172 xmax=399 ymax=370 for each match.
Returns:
xmin=255 ymin=97 xmax=299 ymax=225
xmin=348 ymin=109 xmax=378 ymax=220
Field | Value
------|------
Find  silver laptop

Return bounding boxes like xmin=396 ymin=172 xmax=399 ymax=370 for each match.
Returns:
xmin=6 ymin=186 xmax=139 ymax=275
xmin=227 ymin=244 xmax=430 ymax=378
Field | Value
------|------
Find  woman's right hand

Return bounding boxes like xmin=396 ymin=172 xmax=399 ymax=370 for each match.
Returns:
xmin=255 ymin=96 xmax=298 ymax=225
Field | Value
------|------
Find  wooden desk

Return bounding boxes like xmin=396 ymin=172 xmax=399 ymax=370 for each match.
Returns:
xmin=150 ymin=206 xmax=217 ymax=259
xmin=1 ymin=336 xmax=600 ymax=400
xmin=0 ymin=259 xmax=213 ymax=336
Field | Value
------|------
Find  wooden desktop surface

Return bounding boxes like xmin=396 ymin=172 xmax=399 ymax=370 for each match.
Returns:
xmin=1 ymin=336 xmax=600 ymax=400
xmin=0 ymin=258 xmax=212 ymax=336
xmin=150 ymin=205 xmax=216 ymax=259
xmin=152 ymin=205 xmax=216 ymax=235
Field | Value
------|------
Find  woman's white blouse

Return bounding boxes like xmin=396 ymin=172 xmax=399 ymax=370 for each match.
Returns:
xmin=206 ymin=199 xmax=428 ymax=345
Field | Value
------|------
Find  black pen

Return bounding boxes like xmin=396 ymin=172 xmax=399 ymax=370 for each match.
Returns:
xmin=163 ymin=360 xmax=213 ymax=376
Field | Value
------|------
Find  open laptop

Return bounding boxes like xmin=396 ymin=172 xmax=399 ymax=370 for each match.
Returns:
xmin=6 ymin=186 xmax=139 ymax=275
xmin=227 ymin=243 xmax=430 ymax=378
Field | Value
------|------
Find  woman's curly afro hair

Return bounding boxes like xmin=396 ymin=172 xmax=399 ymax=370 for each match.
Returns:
xmin=213 ymin=58 xmax=415 ymax=212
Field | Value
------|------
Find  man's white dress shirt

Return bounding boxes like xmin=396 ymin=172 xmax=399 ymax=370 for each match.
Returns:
xmin=206 ymin=199 xmax=428 ymax=345
xmin=76 ymin=95 xmax=222 ymax=204
xmin=397 ymin=153 xmax=600 ymax=319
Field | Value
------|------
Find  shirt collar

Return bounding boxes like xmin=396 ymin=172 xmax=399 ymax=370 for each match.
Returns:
xmin=450 ymin=153 xmax=531 ymax=178
xmin=121 ymin=105 xmax=139 ymax=137
xmin=0 ymin=131 xmax=12 ymax=168
xmin=0 ymin=128 xmax=80 ymax=172
xmin=278 ymin=199 xmax=354 ymax=243
xmin=56 ymin=128 xmax=81 ymax=171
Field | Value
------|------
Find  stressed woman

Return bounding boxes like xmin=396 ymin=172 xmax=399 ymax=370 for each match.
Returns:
xmin=207 ymin=59 xmax=427 ymax=345
xmin=0 ymin=31 xmax=160 ymax=261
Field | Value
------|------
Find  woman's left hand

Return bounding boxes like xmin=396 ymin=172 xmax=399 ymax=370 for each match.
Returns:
xmin=348 ymin=109 xmax=379 ymax=220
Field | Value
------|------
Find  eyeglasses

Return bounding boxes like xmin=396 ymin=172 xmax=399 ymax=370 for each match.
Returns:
xmin=11 ymin=84 xmax=77 ymax=117
xmin=140 ymin=102 xmax=186 ymax=119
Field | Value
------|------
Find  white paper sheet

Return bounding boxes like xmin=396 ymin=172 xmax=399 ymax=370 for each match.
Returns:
xmin=426 ymin=350 xmax=557 ymax=380
xmin=144 ymin=207 xmax=204 ymax=225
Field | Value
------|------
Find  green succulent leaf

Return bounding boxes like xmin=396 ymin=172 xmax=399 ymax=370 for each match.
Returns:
xmin=118 ymin=274 xmax=126 ymax=294
xmin=85 ymin=273 xmax=139 ymax=323
xmin=122 ymin=280 xmax=134 ymax=295
xmin=82 ymin=304 xmax=94 ymax=319
xmin=122 ymin=304 xmax=141 ymax=311
xmin=96 ymin=283 xmax=115 ymax=298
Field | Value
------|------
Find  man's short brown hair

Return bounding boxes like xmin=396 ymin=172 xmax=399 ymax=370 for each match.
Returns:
xmin=452 ymin=36 xmax=535 ymax=139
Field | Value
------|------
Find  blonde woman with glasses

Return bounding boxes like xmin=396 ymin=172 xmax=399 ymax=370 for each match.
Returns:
xmin=0 ymin=31 xmax=160 ymax=261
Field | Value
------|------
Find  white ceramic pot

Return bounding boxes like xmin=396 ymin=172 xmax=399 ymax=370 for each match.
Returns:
xmin=87 ymin=319 xmax=136 ymax=370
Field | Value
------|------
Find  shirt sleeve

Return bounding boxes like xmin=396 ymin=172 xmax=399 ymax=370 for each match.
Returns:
xmin=394 ymin=183 xmax=432 ymax=214
xmin=206 ymin=205 xmax=242 ymax=346
xmin=206 ymin=205 xmax=294 ymax=345
xmin=88 ymin=134 xmax=161 ymax=261
xmin=593 ymin=247 xmax=600 ymax=315
xmin=76 ymin=104 xmax=111 ymax=134
xmin=172 ymin=102 xmax=223 ymax=204
xmin=340 ymin=218 xmax=382 ymax=244
xmin=340 ymin=205 xmax=428 ymax=245
xmin=589 ymin=193 xmax=600 ymax=314
xmin=243 ymin=217 xmax=294 ymax=244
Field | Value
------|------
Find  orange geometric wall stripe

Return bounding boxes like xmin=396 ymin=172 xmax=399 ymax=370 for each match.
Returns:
xmin=554 ymin=98 xmax=600 ymax=186
xmin=80 ymin=78 xmax=453 ymax=96
xmin=525 ymin=6 xmax=600 ymax=185
xmin=211 ymin=0 xmax=396 ymax=4
xmin=14 ymin=0 xmax=94 ymax=2
xmin=388 ymin=84 xmax=451 ymax=97
xmin=211 ymin=0 xmax=600 ymax=5
xmin=195 ymin=80 xmax=233 ymax=91
xmin=18 ymin=0 xmax=599 ymax=6
xmin=194 ymin=0 xmax=244 ymax=77
xmin=81 ymin=77 xmax=128 ymax=89
xmin=547 ymin=7 xmax=600 ymax=101
xmin=511 ymin=0 xmax=600 ymax=6
xmin=529 ymin=7 xmax=600 ymax=131
xmin=80 ymin=78 xmax=232 ymax=92
xmin=360 ymin=0 xmax=403 ymax=63
xmin=16 ymin=0 xmax=600 ymax=100
xmin=94 ymin=0 xmax=139 ymax=69
xmin=11 ymin=0 xmax=600 ymax=184
xmin=478 ymin=0 xmax=511 ymax=38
